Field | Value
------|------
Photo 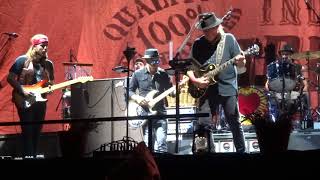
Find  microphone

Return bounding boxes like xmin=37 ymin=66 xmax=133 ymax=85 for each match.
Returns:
xmin=222 ymin=8 xmax=233 ymax=20
xmin=305 ymin=0 xmax=311 ymax=9
xmin=112 ymin=65 xmax=129 ymax=73
xmin=2 ymin=32 xmax=18 ymax=38
xmin=69 ymin=49 xmax=73 ymax=62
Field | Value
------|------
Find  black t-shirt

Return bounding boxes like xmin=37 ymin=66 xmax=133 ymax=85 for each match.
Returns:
xmin=9 ymin=55 xmax=54 ymax=85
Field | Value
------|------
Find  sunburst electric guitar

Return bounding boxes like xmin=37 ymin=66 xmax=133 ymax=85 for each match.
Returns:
xmin=128 ymin=76 xmax=189 ymax=129
xmin=13 ymin=76 xmax=94 ymax=109
xmin=188 ymin=44 xmax=260 ymax=98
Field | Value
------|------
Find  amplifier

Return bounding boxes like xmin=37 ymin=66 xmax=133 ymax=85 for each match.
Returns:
xmin=166 ymin=106 xmax=198 ymax=116
xmin=166 ymin=106 xmax=198 ymax=141
xmin=214 ymin=132 xmax=260 ymax=153
xmin=288 ymin=130 xmax=320 ymax=151
xmin=166 ymin=106 xmax=197 ymax=154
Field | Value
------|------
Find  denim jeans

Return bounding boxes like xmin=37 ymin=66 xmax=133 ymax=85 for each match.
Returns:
xmin=143 ymin=119 xmax=167 ymax=152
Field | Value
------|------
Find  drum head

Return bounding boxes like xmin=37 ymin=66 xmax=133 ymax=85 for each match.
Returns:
xmin=268 ymin=79 xmax=296 ymax=92
xmin=267 ymin=61 xmax=298 ymax=92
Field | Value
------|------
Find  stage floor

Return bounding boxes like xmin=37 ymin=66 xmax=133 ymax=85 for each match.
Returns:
xmin=1 ymin=128 xmax=320 ymax=159
xmin=0 ymin=150 xmax=319 ymax=179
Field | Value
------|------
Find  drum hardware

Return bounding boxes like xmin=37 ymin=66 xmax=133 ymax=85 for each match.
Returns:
xmin=267 ymin=60 xmax=298 ymax=93
xmin=213 ymin=105 xmax=229 ymax=132
xmin=297 ymin=86 xmax=312 ymax=129
xmin=310 ymin=67 xmax=320 ymax=75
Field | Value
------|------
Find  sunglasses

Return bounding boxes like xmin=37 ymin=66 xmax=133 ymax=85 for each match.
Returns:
xmin=147 ymin=59 xmax=160 ymax=65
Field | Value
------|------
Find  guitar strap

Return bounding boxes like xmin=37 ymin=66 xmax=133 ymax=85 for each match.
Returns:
xmin=215 ymin=32 xmax=226 ymax=65
xmin=216 ymin=29 xmax=226 ymax=64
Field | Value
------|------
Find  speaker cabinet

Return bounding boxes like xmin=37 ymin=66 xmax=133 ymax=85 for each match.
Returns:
xmin=68 ymin=78 xmax=143 ymax=157
xmin=70 ymin=79 xmax=113 ymax=156
xmin=71 ymin=79 xmax=113 ymax=118
xmin=288 ymin=131 xmax=320 ymax=151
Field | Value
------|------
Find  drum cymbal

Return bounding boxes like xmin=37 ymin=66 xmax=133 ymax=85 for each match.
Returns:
xmin=289 ymin=51 xmax=320 ymax=60
xmin=310 ymin=67 xmax=320 ymax=74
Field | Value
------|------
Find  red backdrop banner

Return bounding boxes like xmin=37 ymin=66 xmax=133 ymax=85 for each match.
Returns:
xmin=0 ymin=0 xmax=319 ymax=134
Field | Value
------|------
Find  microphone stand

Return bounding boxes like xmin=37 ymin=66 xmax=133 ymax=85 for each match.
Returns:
xmin=169 ymin=57 xmax=191 ymax=153
xmin=123 ymin=46 xmax=136 ymax=151
xmin=55 ymin=50 xmax=74 ymax=117
xmin=305 ymin=0 xmax=320 ymax=23
xmin=168 ymin=15 xmax=199 ymax=153
xmin=0 ymin=35 xmax=14 ymax=61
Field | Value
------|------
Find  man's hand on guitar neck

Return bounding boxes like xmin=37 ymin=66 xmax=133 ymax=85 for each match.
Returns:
xmin=234 ymin=53 xmax=246 ymax=68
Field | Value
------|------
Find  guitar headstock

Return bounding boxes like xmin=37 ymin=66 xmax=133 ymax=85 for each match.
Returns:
xmin=77 ymin=76 xmax=94 ymax=83
xmin=245 ymin=44 xmax=260 ymax=56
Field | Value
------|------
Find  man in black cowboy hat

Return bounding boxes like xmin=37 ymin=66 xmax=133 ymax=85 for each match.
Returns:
xmin=128 ymin=48 xmax=173 ymax=152
xmin=265 ymin=44 xmax=311 ymax=128
xmin=259 ymin=43 xmax=312 ymax=153
xmin=279 ymin=44 xmax=294 ymax=59
xmin=187 ymin=12 xmax=247 ymax=153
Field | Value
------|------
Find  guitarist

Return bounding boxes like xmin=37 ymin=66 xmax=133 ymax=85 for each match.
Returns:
xmin=187 ymin=12 xmax=247 ymax=153
xmin=7 ymin=34 xmax=54 ymax=158
xmin=128 ymin=48 xmax=173 ymax=153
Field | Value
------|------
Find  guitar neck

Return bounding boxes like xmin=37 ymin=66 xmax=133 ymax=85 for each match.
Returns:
xmin=150 ymin=86 xmax=176 ymax=106
xmin=214 ymin=57 xmax=236 ymax=74
xmin=149 ymin=77 xmax=189 ymax=107
xmin=207 ymin=51 xmax=249 ymax=77
xmin=38 ymin=78 xmax=81 ymax=94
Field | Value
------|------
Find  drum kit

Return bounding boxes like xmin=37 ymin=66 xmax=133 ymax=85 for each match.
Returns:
xmin=212 ymin=51 xmax=320 ymax=130
xmin=266 ymin=50 xmax=320 ymax=128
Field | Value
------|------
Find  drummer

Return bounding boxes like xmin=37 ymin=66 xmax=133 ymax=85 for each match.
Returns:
xmin=265 ymin=44 xmax=310 ymax=121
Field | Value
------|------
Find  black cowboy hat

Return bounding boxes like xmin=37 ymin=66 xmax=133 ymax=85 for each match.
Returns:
xmin=196 ymin=12 xmax=223 ymax=30
xmin=142 ymin=48 xmax=161 ymax=65
xmin=279 ymin=44 xmax=294 ymax=54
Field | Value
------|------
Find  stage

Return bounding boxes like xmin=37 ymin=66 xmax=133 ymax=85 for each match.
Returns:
xmin=1 ymin=128 xmax=320 ymax=157
xmin=0 ymin=149 xmax=319 ymax=179
xmin=0 ymin=128 xmax=319 ymax=179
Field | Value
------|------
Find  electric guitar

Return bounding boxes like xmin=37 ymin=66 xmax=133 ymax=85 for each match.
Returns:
xmin=188 ymin=44 xmax=259 ymax=98
xmin=128 ymin=76 xmax=189 ymax=129
xmin=13 ymin=76 xmax=94 ymax=109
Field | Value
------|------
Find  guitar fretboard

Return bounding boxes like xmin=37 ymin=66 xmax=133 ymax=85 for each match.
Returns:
xmin=206 ymin=51 xmax=250 ymax=78
xmin=149 ymin=86 xmax=176 ymax=107
xmin=38 ymin=77 xmax=92 ymax=94
xmin=148 ymin=77 xmax=189 ymax=107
